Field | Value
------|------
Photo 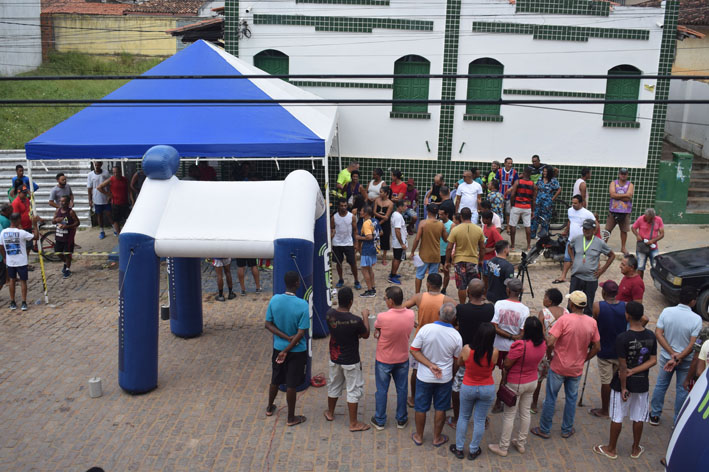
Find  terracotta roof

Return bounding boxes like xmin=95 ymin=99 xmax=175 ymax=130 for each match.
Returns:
xmin=677 ymin=24 xmax=706 ymax=38
xmin=635 ymin=0 xmax=709 ymax=26
xmin=42 ymin=0 xmax=130 ymax=15
xmin=124 ymin=0 xmax=207 ymax=16
xmin=166 ymin=17 xmax=222 ymax=35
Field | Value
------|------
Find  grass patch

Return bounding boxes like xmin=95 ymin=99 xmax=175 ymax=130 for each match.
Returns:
xmin=0 ymin=52 xmax=164 ymax=149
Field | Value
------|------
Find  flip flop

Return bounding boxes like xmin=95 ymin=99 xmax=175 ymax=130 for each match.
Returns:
xmin=561 ymin=428 xmax=576 ymax=439
xmin=349 ymin=423 xmax=371 ymax=432
xmin=630 ymin=445 xmax=645 ymax=459
xmin=530 ymin=427 xmax=550 ymax=439
xmin=323 ymin=410 xmax=334 ymax=422
xmin=265 ymin=404 xmax=277 ymax=417
xmin=588 ymin=408 xmax=608 ymax=418
xmin=552 ymin=279 xmax=565 ymax=284
xmin=593 ymin=444 xmax=617 ymax=460
xmin=446 ymin=416 xmax=457 ymax=429
xmin=411 ymin=432 xmax=423 ymax=446
xmin=433 ymin=434 xmax=449 ymax=448
xmin=287 ymin=415 xmax=307 ymax=427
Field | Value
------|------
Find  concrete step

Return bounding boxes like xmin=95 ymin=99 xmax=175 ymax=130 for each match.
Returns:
xmin=688 ymin=187 xmax=709 ymax=196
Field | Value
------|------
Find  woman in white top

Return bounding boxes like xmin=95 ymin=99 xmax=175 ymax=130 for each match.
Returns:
xmin=367 ymin=168 xmax=385 ymax=203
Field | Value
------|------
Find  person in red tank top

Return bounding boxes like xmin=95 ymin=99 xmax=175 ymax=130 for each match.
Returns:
xmin=98 ymin=166 xmax=130 ymax=236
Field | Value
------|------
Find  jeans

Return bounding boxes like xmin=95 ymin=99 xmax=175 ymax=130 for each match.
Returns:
xmin=456 ymin=384 xmax=495 ymax=453
xmin=499 ymin=380 xmax=537 ymax=451
xmin=539 ymin=369 xmax=581 ymax=435
xmin=636 ymin=248 xmax=659 ymax=271
xmin=650 ymin=356 xmax=691 ymax=423
xmin=569 ymin=276 xmax=597 ymax=316
xmin=374 ymin=360 xmax=409 ymax=425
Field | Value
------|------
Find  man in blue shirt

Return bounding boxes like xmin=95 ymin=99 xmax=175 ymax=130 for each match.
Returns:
xmin=11 ymin=165 xmax=39 ymax=194
xmin=265 ymin=271 xmax=311 ymax=426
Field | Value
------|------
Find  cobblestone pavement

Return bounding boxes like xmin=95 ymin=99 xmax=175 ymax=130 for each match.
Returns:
xmin=0 ymin=227 xmax=705 ymax=471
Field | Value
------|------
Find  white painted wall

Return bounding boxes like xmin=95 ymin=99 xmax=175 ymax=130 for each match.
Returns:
xmin=0 ymin=0 xmax=42 ymax=76
xmin=237 ymin=0 xmax=665 ymax=167
xmin=667 ymin=79 xmax=709 ymax=159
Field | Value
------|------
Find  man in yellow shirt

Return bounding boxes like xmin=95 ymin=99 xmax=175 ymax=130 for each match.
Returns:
xmin=336 ymin=161 xmax=359 ymax=199
xmin=445 ymin=207 xmax=485 ymax=304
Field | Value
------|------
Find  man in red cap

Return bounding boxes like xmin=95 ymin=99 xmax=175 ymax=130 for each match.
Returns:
xmin=404 ymin=178 xmax=419 ymax=233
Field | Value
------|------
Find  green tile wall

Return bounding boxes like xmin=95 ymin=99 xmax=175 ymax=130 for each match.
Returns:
xmin=389 ymin=112 xmax=431 ymax=119
xmin=290 ymin=80 xmax=393 ymax=89
xmin=253 ymin=14 xmax=432 ymax=33
xmin=296 ymin=0 xmax=389 ymax=4
xmin=224 ymin=0 xmax=239 ymax=56
xmin=472 ymin=21 xmax=650 ymax=41
xmin=516 ymin=0 xmax=610 ymax=17
xmin=437 ymin=0 xmax=462 ymax=162
xmin=463 ymin=114 xmax=504 ymax=122
xmin=603 ymin=121 xmax=641 ymax=128
xmin=504 ymin=89 xmax=605 ymax=99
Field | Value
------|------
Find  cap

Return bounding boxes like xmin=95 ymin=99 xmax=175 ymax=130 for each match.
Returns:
xmin=565 ymin=290 xmax=588 ymax=307
xmin=407 ymin=178 xmax=415 ymax=185
xmin=619 ymin=168 xmax=629 ymax=174
xmin=20 ymin=185 xmax=28 ymax=193
xmin=582 ymin=218 xmax=596 ymax=229
xmin=600 ymin=280 xmax=619 ymax=295
xmin=504 ymin=278 xmax=523 ymax=293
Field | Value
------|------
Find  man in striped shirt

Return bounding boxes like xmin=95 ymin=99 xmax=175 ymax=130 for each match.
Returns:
xmin=509 ymin=168 xmax=535 ymax=252
xmin=496 ymin=157 xmax=519 ymax=226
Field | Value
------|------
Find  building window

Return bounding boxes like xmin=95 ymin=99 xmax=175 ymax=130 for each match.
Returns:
xmin=603 ymin=65 xmax=640 ymax=123
xmin=254 ymin=50 xmax=289 ymax=81
xmin=391 ymin=55 xmax=430 ymax=115
xmin=466 ymin=58 xmax=503 ymax=117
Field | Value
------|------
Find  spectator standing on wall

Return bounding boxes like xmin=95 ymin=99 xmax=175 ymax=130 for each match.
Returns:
xmin=48 ymin=173 xmax=73 ymax=209
xmin=87 ymin=161 xmax=111 ymax=240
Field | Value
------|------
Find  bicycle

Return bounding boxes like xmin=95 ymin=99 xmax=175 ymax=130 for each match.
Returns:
xmin=38 ymin=224 xmax=81 ymax=262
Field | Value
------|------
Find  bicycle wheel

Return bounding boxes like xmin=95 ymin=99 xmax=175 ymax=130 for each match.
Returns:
xmin=40 ymin=230 xmax=62 ymax=262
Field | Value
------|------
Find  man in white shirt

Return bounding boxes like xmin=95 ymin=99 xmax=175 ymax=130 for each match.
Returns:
xmin=86 ymin=161 xmax=112 ymax=240
xmin=410 ymin=303 xmax=462 ymax=447
xmin=0 ymin=213 xmax=38 ymax=311
xmin=554 ymin=194 xmax=594 ymax=284
xmin=455 ymin=170 xmax=483 ymax=224
xmin=491 ymin=278 xmax=530 ymax=412
xmin=388 ymin=200 xmax=408 ymax=285
xmin=331 ymin=199 xmax=361 ymax=290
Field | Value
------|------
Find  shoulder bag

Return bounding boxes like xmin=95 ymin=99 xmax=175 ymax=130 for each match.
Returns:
xmin=497 ymin=341 xmax=526 ymax=408
xmin=636 ymin=220 xmax=654 ymax=255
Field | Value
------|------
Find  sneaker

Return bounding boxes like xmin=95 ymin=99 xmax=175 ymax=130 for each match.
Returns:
xmin=63 ymin=270 xmax=71 ymax=279
xmin=215 ymin=294 xmax=225 ymax=302
xmin=21 ymin=302 xmax=27 ymax=311
xmin=648 ymin=415 xmax=660 ymax=426
xmin=113 ymin=230 xmax=118 ymax=237
xmin=354 ymin=281 xmax=362 ymax=290
xmin=387 ymin=276 xmax=401 ymax=285
xmin=335 ymin=279 xmax=345 ymax=288
xmin=99 ymin=231 xmax=105 ymax=240
xmin=264 ymin=266 xmax=273 ymax=271
xmin=359 ymin=290 xmax=375 ymax=298
xmin=255 ymin=288 xmax=263 ymax=293
xmin=396 ymin=418 xmax=408 ymax=429
xmin=227 ymin=291 xmax=236 ymax=300
xmin=241 ymin=290 xmax=247 ymax=295
xmin=370 ymin=416 xmax=385 ymax=431
xmin=9 ymin=301 xmax=16 ymax=310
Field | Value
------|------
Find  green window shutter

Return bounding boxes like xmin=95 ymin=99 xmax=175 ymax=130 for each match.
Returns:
xmin=603 ymin=66 xmax=640 ymax=122
xmin=392 ymin=56 xmax=430 ymax=113
xmin=467 ymin=60 xmax=503 ymax=116
xmin=254 ymin=50 xmax=289 ymax=82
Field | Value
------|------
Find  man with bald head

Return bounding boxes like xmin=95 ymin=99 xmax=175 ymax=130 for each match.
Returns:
xmin=425 ymin=174 xmax=445 ymax=207
xmin=455 ymin=170 xmax=483 ymax=224
xmin=448 ymin=279 xmax=495 ymax=426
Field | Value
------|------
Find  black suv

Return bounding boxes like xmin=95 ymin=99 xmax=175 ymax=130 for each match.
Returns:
xmin=651 ymin=247 xmax=709 ymax=321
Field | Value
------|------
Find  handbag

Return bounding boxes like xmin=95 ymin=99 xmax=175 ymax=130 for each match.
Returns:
xmin=635 ymin=220 xmax=655 ymax=254
xmin=496 ymin=341 xmax=526 ymax=408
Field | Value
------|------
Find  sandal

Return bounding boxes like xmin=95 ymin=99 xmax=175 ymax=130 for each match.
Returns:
xmin=324 ymin=410 xmax=334 ymax=422
xmin=449 ymin=444 xmax=464 ymax=459
xmin=349 ymin=423 xmax=371 ymax=432
xmin=265 ymin=404 xmax=277 ymax=417
xmin=561 ymin=428 xmax=576 ymax=439
xmin=287 ymin=415 xmax=307 ymax=427
xmin=593 ymin=444 xmax=617 ymax=460
xmin=433 ymin=434 xmax=449 ymax=448
xmin=445 ymin=416 xmax=457 ymax=429
xmin=411 ymin=432 xmax=423 ymax=446
xmin=530 ymin=427 xmax=550 ymax=439
xmin=552 ymin=279 xmax=565 ymax=284
xmin=630 ymin=445 xmax=645 ymax=459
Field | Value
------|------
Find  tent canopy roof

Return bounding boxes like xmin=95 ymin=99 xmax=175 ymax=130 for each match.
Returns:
xmin=25 ymin=41 xmax=337 ymax=161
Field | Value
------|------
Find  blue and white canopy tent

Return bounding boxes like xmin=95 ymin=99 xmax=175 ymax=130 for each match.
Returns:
xmin=23 ymin=40 xmax=338 ymax=393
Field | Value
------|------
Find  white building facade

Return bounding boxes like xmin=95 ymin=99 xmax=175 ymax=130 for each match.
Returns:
xmin=0 ymin=0 xmax=42 ymax=76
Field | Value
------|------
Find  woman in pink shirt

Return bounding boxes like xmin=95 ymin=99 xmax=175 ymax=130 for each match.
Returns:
xmin=488 ymin=317 xmax=547 ymax=456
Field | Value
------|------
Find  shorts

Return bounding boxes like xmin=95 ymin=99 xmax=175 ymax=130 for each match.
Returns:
xmin=361 ymin=254 xmax=377 ymax=268
xmin=505 ymin=200 xmax=512 ymax=215
xmin=609 ymin=390 xmax=650 ymax=424
xmin=54 ymin=239 xmax=75 ymax=254
xmin=481 ymin=259 xmax=493 ymax=276
xmin=392 ymin=248 xmax=404 ymax=261
xmin=636 ymin=248 xmax=659 ymax=271
xmin=452 ymin=366 xmax=466 ymax=393
xmin=333 ymin=245 xmax=356 ymax=266
xmin=271 ymin=348 xmax=307 ymax=389
xmin=111 ymin=204 xmax=130 ymax=224
xmin=404 ymin=208 xmax=417 ymax=220
xmin=327 ymin=361 xmax=364 ymax=403
xmin=597 ymin=357 xmax=619 ymax=385
xmin=564 ymin=241 xmax=572 ymax=262
xmin=7 ymin=265 xmax=28 ymax=281
xmin=496 ymin=350 xmax=509 ymax=370
xmin=94 ymin=203 xmax=111 ymax=215
xmin=415 ymin=261 xmax=439 ymax=280
xmin=414 ymin=378 xmax=453 ymax=413
xmin=212 ymin=258 xmax=231 ymax=268
xmin=409 ymin=351 xmax=419 ymax=370
xmin=454 ymin=262 xmax=479 ymax=290
xmin=440 ymin=255 xmax=447 ymax=266
xmin=606 ymin=212 xmax=630 ymax=232
xmin=509 ymin=207 xmax=532 ymax=227
xmin=236 ymin=258 xmax=257 ymax=268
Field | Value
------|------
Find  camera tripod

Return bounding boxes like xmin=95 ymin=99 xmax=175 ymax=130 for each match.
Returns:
xmin=517 ymin=252 xmax=535 ymax=300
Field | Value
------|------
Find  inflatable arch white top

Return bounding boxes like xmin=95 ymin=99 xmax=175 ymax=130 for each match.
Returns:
xmin=123 ymin=169 xmax=326 ymax=258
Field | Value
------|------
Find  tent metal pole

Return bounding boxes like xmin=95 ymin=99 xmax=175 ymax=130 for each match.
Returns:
xmin=323 ymin=155 xmax=332 ymax=288
xmin=335 ymin=124 xmax=342 ymax=172
xmin=26 ymin=160 xmax=50 ymax=305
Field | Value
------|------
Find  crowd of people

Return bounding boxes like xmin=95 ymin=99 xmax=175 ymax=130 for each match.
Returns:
xmin=264 ymin=158 xmax=707 ymax=466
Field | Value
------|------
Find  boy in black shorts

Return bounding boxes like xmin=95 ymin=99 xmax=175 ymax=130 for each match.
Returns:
xmin=236 ymin=258 xmax=262 ymax=295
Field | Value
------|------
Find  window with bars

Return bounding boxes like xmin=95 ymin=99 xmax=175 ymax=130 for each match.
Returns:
xmin=254 ymin=50 xmax=289 ymax=81
xmin=392 ymin=55 xmax=430 ymax=114
xmin=466 ymin=58 xmax=504 ymax=116
xmin=603 ymin=64 xmax=640 ymax=123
